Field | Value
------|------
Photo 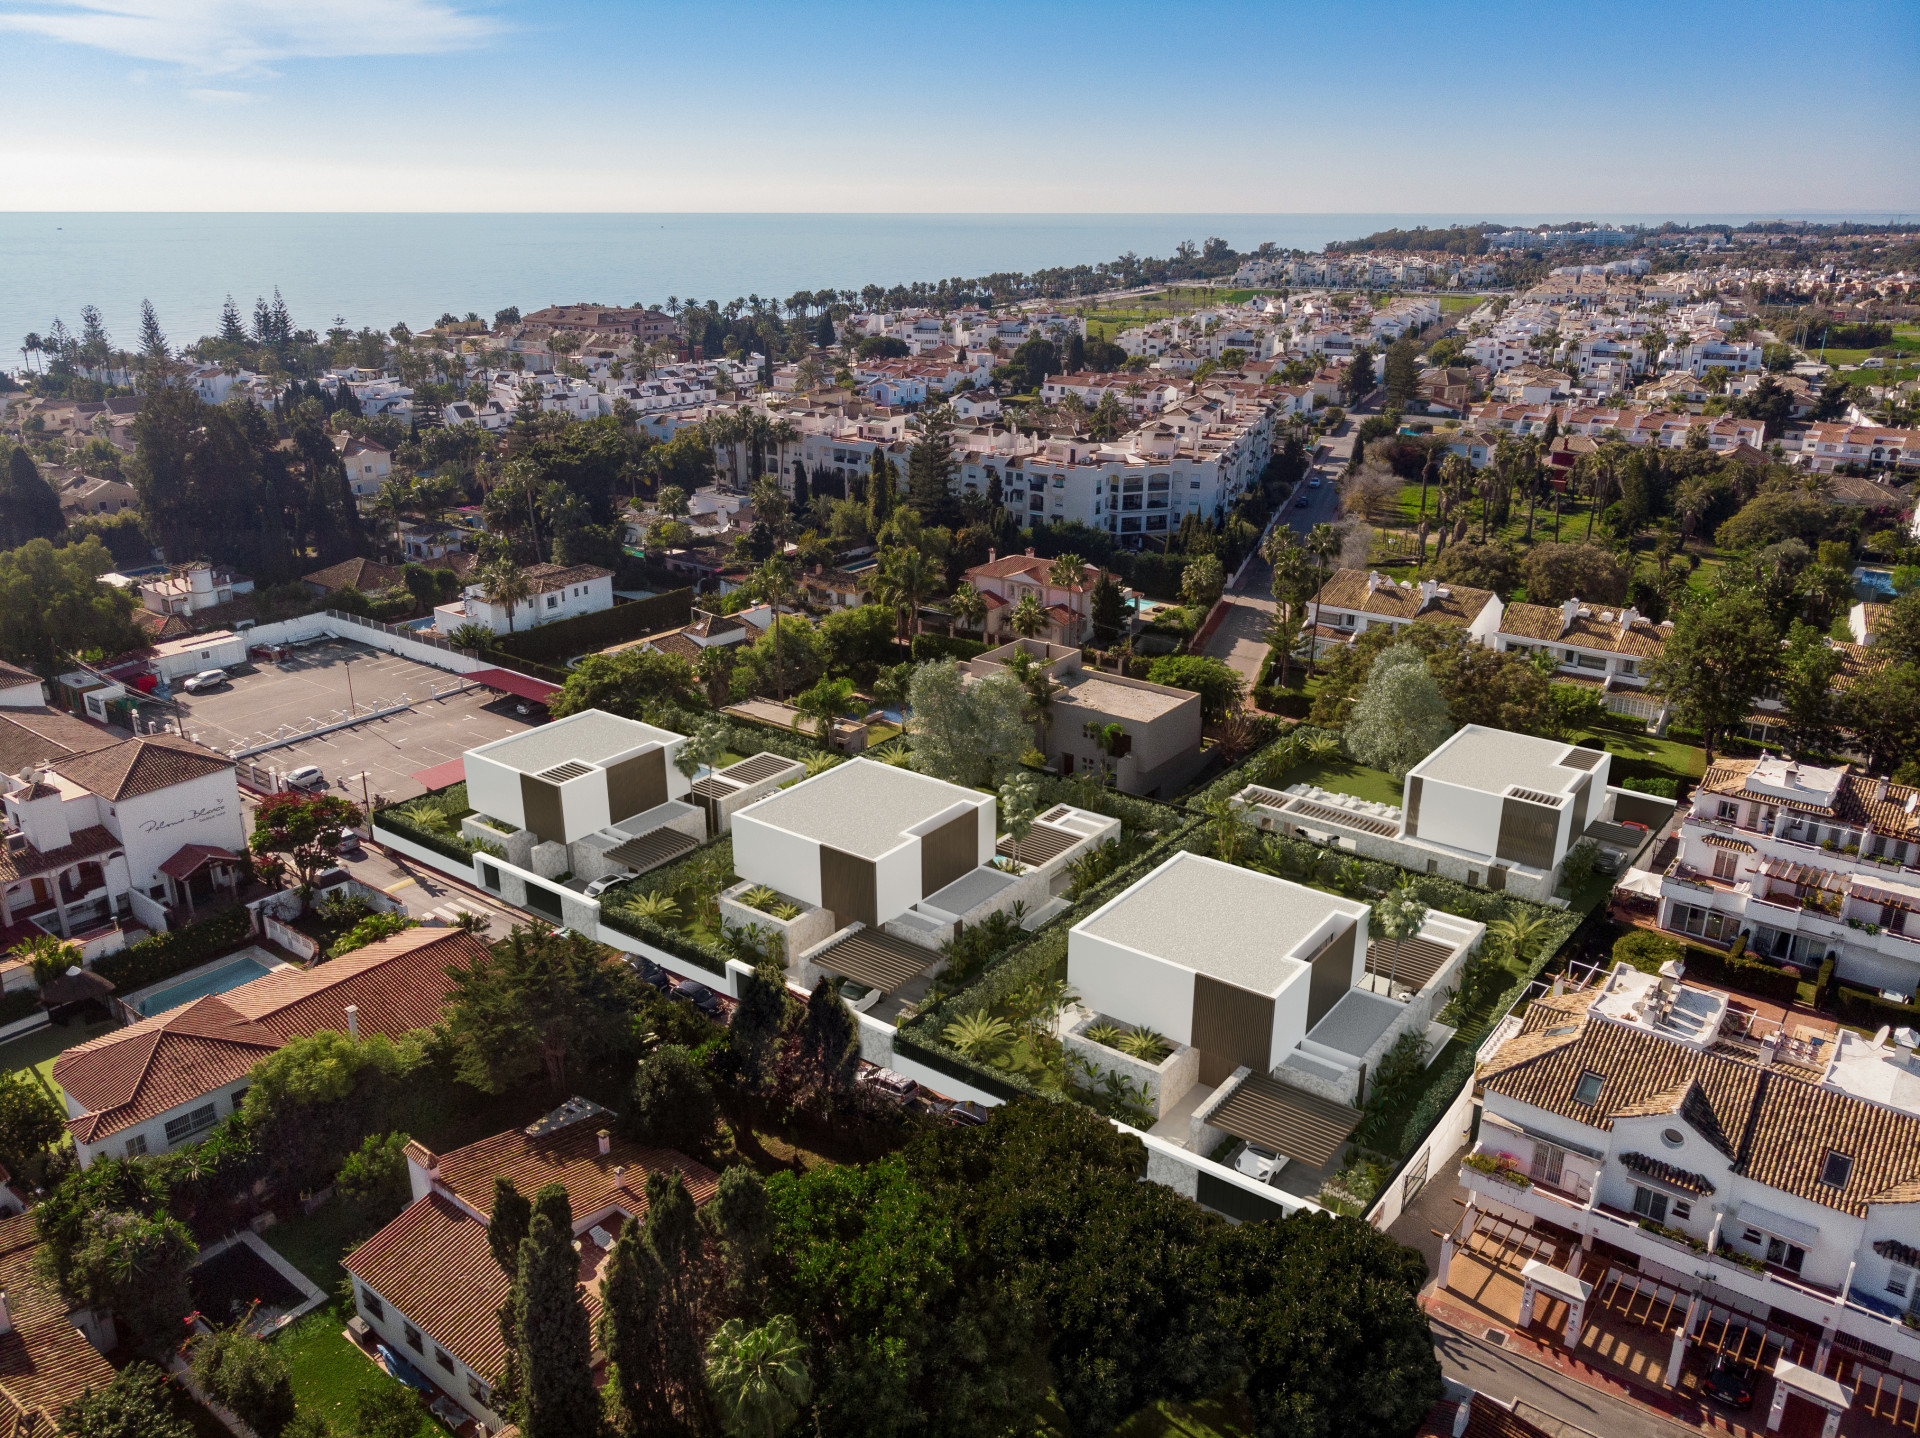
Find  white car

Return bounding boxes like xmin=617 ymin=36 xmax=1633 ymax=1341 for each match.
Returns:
xmin=582 ymin=875 xmax=624 ymax=900
xmin=284 ymin=765 xmax=327 ymax=792
xmin=839 ymin=979 xmax=881 ymax=1013
xmin=1234 ymin=1142 xmax=1288 ymax=1185
xmin=182 ymin=669 xmax=228 ymax=693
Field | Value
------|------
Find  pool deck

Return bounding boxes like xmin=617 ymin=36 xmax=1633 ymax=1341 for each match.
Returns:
xmin=123 ymin=944 xmax=296 ymax=1019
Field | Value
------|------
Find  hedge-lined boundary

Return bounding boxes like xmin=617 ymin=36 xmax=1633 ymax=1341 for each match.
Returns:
xmin=93 ymin=906 xmax=255 ymax=995
xmin=597 ymin=835 xmax=735 ymax=978
xmin=489 ymin=588 xmax=696 ymax=665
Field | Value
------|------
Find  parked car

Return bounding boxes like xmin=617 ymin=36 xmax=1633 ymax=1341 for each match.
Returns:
xmin=838 ymin=978 xmax=880 ymax=1013
xmin=674 ymin=979 xmax=723 ymax=1018
xmin=633 ymin=958 xmax=672 ymax=990
xmin=857 ymin=1067 xmax=918 ymax=1104
xmin=333 ymin=828 xmax=363 ymax=854
xmin=1234 ymin=1141 xmax=1287 ymax=1185
xmin=582 ymin=875 xmax=624 ymax=900
xmin=182 ymin=669 xmax=228 ymax=694
xmin=1702 ymin=1355 xmax=1755 ymax=1410
xmin=1294 ymin=494 xmax=1309 ymax=508
xmin=284 ymin=765 xmax=327 ymax=792
xmin=947 ymin=1099 xmax=991 ymax=1127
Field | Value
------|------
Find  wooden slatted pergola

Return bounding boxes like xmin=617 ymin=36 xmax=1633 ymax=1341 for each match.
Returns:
xmin=1208 ymin=1074 xmax=1361 ymax=1170
xmin=1592 ymin=1267 xmax=1689 ymax=1334
xmin=996 ymin=823 xmax=1082 ymax=868
xmin=605 ymin=826 xmax=699 ymax=875
xmin=1832 ymin=1349 xmax=1920 ymax=1433
xmin=809 ymin=928 xmax=935 ymax=994
xmin=1365 ymin=935 xmax=1456 ymax=990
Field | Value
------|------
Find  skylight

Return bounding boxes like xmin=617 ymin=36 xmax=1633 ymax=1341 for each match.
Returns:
xmin=1820 ymin=1151 xmax=1853 ymax=1188
xmin=1572 ymin=1071 xmax=1604 ymax=1106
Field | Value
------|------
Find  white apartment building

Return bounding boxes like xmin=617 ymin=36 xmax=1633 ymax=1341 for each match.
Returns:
xmin=1663 ymin=336 xmax=1766 ymax=376
xmin=1455 ymin=960 xmax=1920 ymax=1419
xmin=1795 ymin=423 xmax=1920 ymax=474
xmin=1658 ymin=755 xmax=1920 ymax=992
xmin=438 ymin=562 xmax=613 ymax=636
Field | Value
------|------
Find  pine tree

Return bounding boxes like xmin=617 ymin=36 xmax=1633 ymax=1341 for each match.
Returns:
xmin=531 ymin=1182 xmax=571 ymax=1237
xmin=1090 ymin=568 xmax=1125 ymax=646
xmin=489 ymin=1178 xmax=531 ymax=1275
xmin=0 ymin=448 xmax=65 ymax=548
xmin=866 ymin=447 xmax=895 ymax=530
xmin=219 ymin=295 xmax=247 ymax=345
xmin=906 ymin=404 xmax=957 ymax=514
xmin=514 ymin=1213 xmax=601 ymax=1438
xmin=730 ymin=957 xmax=794 ymax=1090
xmin=137 ymin=299 xmax=168 ymax=369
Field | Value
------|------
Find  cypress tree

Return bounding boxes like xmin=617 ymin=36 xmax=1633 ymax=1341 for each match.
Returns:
xmin=795 ymin=975 xmax=857 ymax=1095
xmin=489 ymin=1178 xmax=531 ymax=1275
xmin=790 ymin=460 xmax=810 ymax=513
xmin=514 ymin=1213 xmax=601 ymax=1438
xmin=866 ymin=447 xmax=895 ymax=530
xmin=643 ymin=1172 xmax=710 ymax=1426
xmin=531 ymin=1182 xmax=571 ymax=1237
xmin=730 ymin=957 xmax=794 ymax=1089
xmin=0 ymin=448 xmax=65 ymax=548
xmin=598 ymin=1224 xmax=668 ymax=1438
xmin=906 ymin=404 xmax=957 ymax=514
xmin=699 ymin=1165 xmax=774 ymax=1312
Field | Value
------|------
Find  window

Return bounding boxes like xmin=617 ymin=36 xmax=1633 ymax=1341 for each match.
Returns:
xmin=435 ymin=1347 xmax=455 ymax=1375
xmin=124 ymin=1135 xmax=148 ymax=1157
xmin=361 ymin=1288 xmax=384 ymax=1321
xmin=164 ymin=1103 xmax=219 ymax=1145
xmin=1765 ymin=1237 xmax=1807 ymax=1273
xmin=1821 ymin=1151 xmax=1854 ymax=1188
xmin=546 ymin=595 xmax=558 ymax=609
xmin=1717 ymin=801 xmax=1740 ymax=821
xmin=1672 ymin=1200 xmax=1693 ymax=1221
xmin=1572 ymin=1071 xmax=1605 ymax=1106
xmin=1712 ymin=851 xmax=1738 ymax=881
xmin=1529 ymin=1142 xmax=1569 ymax=1187
xmin=1888 ymin=1267 xmax=1912 ymax=1299
xmin=468 ymin=1376 xmax=491 ymax=1404
xmin=1741 ymin=1227 xmax=1764 ymax=1246
xmin=1631 ymin=1186 xmax=1668 ymax=1224
xmin=404 ymin=1323 xmax=423 ymax=1354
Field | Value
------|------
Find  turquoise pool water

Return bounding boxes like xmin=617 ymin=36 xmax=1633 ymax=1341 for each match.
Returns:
xmin=134 ymin=956 xmax=274 ymax=1017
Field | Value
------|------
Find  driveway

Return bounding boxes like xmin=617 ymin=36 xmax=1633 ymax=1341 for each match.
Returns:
xmin=1430 ymin=1321 xmax=1695 ymax=1438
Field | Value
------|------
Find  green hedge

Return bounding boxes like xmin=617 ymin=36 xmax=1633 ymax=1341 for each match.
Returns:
xmin=94 ymin=906 xmax=254 ymax=995
xmin=911 ymin=632 xmax=988 ymax=663
xmin=373 ymin=810 xmax=481 ymax=866
xmin=0 ymin=988 xmax=42 ymax=1025
xmin=1622 ymin=776 xmax=1679 ymax=799
xmin=1681 ymin=942 xmax=1802 ymax=1005
xmin=488 ymin=588 xmax=696 ymax=665
xmin=1833 ymin=982 xmax=1919 ymax=1030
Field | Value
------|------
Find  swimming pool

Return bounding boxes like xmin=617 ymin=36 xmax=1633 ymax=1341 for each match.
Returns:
xmin=133 ymin=956 xmax=276 ymax=1017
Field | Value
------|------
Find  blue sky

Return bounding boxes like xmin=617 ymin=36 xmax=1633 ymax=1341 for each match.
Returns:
xmin=1 ymin=0 xmax=1915 ymax=212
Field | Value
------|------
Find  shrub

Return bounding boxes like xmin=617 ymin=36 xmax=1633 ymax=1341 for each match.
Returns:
xmin=191 ymin=1328 xmax=296 ymax=1438
xmin=336 ymin=1131 xmax=412 ymax=1220
xmin=1613 ymin=930 xmax=1681 ymax=975
xmin=1623 ymin=776 xmax=1679 ymax=799
xmin=325 ymin=911 xmax=415 ymax=959
xmin=911 ymin=631 xmax=988 ymax=663
xmin=93 ymin=907 xmax=252 ymax=994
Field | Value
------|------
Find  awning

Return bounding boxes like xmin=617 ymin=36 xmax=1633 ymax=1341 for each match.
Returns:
xmin=1758 ymin=857 xmax=1845 ymax=891
xmin=809 ymin=928 xmax=934 ymax=994
xmin=1730 ymin=1201 xmax=1820 ymax=1248
xmin=157 ymin=844 xmax=239 ymax=881
xmin=604 ymin=826 xmax=699 ymax=876
xmin=1206 ymin=1073 xmax=1361 ymax=1170
xmin=1851 ymin=876 xmax=1920 ymax=911
xmin=996 ymin=822 xmax=1083 ymax=868
xmin=1613 ymin=868 xmax=1664 ymax=897
xmin=1364 ymin=935 xmax=1456 ymax=990
xmin=1771 ymin=1359 xmax=1853 ymax=1415
xmin=469 ymin=667 xmax=563 ymax=704
xmin=1700 ymin=834 xmax=1755 ymax=853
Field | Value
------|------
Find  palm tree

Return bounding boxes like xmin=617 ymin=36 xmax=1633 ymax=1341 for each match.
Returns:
xmin=1303 ymin=522 xmax=1341 ymax=677
xmin=1010 ymin=593 xmax=1047 ymax=639
xmin=1084 ymin=720 xmax=1126 ymax=781
xmin=479 ymin=559 xmax=531 ymax=634
xmin=948 ymin=582 xmax=988 ymax=636
xmin=706 ymin=1315 xmax=813 ymax=1438
xmin=875 ymin=547 xmax=938 ymax=643
xmin=1046 ymin=552 xmax=1087 ymax=591
xmin=750 ymin=554 xmax=798 ymax=698
xmin=943 ymin=1009 xmax=1013 ymax=1059
xmin=792 ymin=677 xmax=856 ymax=750
xmin=1004 ymin=649 xmax=1062 ymax=750
xmin=1486 ymin=910 xmax=1557 ymax=970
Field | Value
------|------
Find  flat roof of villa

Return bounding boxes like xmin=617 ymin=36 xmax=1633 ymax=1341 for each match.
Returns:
xmin=1410 ymin=724 xmax=1602 ymax=798
xmin=469 ymin=709 xmax=680 ymax=774
xmin=1055 ymin=672 xmax=1192 ymax=724
xmin=1074 ymin=851 xmax=1364 ymax=994
xmin=735 ymin=757 xmax=985 ymax=859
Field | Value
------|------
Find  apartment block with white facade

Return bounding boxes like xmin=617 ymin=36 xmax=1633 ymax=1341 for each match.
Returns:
xmin=1453 ymin=960 xmax=1920 ymax=1418
xmin=438 ymin=561 xmax=613 ymax=636
xmin=1657 ymin=754 xmax=1920 ymax=994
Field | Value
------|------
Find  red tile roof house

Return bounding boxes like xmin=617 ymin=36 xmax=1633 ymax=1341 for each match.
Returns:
xmin=964 ymin=548 xmax=1103 ymax=647
xmin=51 ymin=926 xmax=486 ymax=1168
xmin=0 ymin=1210 xmax=119 ymax=1426
xmin=344 ymin=1099 xmax=718 ymax=1431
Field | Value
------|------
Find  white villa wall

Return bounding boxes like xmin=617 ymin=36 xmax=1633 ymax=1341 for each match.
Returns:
xmin=873 ymin=841 xmax=923 ymax=925
xmin=461 ymin=751 xmax=522 ymax=831
xmin=1269 ymin=961 xmax=1316 ymax=1070
xmin=352 ymin=1281 xmax=505 ymax=1431
xmin=557 ymin=769 xmax=611 ymax=839
xmin=1067 ymin=928 xmax=1198 ymax=1046
xmin=730 ymin=818 xmax=822 ymax=909
xmin=117 ymin=767 xmax=245 ymax=891
xmin=72 ymin=1075 xmax=251 ymax=1168
xmin=1412 ymin=777 xmax=1503 ymax=858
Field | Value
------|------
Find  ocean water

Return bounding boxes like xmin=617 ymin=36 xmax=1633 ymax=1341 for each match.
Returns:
xmin=0 ymin=211 xmax=1898 ymax=364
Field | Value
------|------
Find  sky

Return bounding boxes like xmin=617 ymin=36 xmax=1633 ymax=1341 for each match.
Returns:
xmin=0 ymin=0 xmax=1915 ymax=213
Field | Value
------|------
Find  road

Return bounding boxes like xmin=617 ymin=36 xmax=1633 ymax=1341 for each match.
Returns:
xmin=1200 ymin=409 xmax=1362 ymax=689
xmin=1431 ymin=1321 xmax=1694 ymax=1438
xmin=332 ymin=839 xmax=523 ymax=932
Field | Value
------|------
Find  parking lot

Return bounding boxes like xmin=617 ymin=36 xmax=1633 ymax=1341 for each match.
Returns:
xmin=173 ymin=638 xmax=544 ymax=803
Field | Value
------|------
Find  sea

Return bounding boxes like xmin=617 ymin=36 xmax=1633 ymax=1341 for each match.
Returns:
xmin=0 ymin=211 xmax=1902 ymax=366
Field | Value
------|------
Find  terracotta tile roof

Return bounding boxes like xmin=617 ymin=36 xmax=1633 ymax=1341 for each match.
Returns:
xmin=0 ymin=824 xmax=124 ymax=884
xmin=0 ymin=661 xmax=37 ymax=689
xmin=0 ymin=1211 xmax=116 ymax=1424
xmin=157 ymin=843 xmax=239 ymax=881
xmin=1497 ymin=602 xmax=1668 ymax=658
xmin=521 ymin=562 xmax=614 ymax=595
xmin=1310 ymin=567 xmax=1497 ymax=626
xmin=53 ymin=927 xmax=485 ymax=1144
xmin=133 ymin=608 xmax=193 ymax=641
xmin=1697 ymin=758 xmax=1920 ymax=841
xmin=1619 ymin=1150 xmax=1716 ymax=1194
xmin=964 ymin=554 xmax=1098 ymax=592
xmin=346 ymin=1123 xmax=717 ymax=1379
xmin=638 ymin=630 xmax=702 ymax=662
xmin=0 ymin=708 xmax=117 ymax=776
xmin=304 ymin=557 xmax=404 ymax=593
xmin=51 ymin=734 xmax=233 ymax=801
xmin=1481 ymin=1006 xmax=1920 ymax=1216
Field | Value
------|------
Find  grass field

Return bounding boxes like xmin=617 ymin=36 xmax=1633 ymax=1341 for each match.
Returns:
xmin=1440 ymin=295 xmax=1481 ymax=312
xmin=262 ymin=1203 xmax=438 ymax=1438
xmin=1285 ymin=756 xmax=1404 ymax=807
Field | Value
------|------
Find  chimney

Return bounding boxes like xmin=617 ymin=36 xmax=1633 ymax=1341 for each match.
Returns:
xmin=1025 ymin=547 xmax=1035 ymax=557
xmin=1876 ymin=775 xmax=1891 ymax=803
xmin=1451 ymin=1393 xmax=1472 ymax=1438
xmin=987 ymin=547 xmax=996 ymax=563
xmin=1559 ymin=597 xmax=1580 ymax=635
xmin=598 ymin=1129 xmax=612 ymax=1157
xmin=1619 ymin=606 xmax=1639 ymax=635
xmin=1418 ymin=578 xmax=1438 ymax=611
xmin=345 ymin=1004 xmax=359 ymax=1039
xmin=1367 ymin=570 xmax=1383 ymax=594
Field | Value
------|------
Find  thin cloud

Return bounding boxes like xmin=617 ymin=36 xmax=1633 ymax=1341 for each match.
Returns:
xmin=187 ymin=87 xmax=256 ymax=103
xmin=0 ymin=0 xmax=502 ymax=74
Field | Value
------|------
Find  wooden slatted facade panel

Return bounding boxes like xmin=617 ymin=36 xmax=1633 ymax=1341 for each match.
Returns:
xmin=605 ymin=747 xmax=668 ymax=822
xmin=518 ymin=772 xmax=566 ymax=844
xmin=920 ymin=808 xmax=980 ymax=898
xmin=1497 ymin=796 xmax=1561 ymax=869
xmin=1192 ymin=975 xmax=1276 ymax=1087
xmin=819 ymin=845 xmax=877 ymax=929
xmin=1305 ymin=921 xmax=1357 ymax=1031
xmin=1404 ymin=776 xmax=1423 ymax=837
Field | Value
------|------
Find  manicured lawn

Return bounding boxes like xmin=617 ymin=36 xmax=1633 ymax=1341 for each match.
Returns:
xmin=1286 ymin=757 xmax=1404 ymax=808
xmin=1440 ymin=295 xmax=1481 ymax=312
xmin=1572 ymin=720 xmax=1706 ymax=788
xmin=0 ymin=1016 xmax=116 ymax=1104
xmin=261 ymin=1203 xmax=437 ymax=1438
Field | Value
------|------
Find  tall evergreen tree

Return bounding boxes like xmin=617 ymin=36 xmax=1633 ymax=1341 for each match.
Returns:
xmin=531 ymin=1181 xmax=572 ymax=1237
xmin=644 ymin=1172 xmax=711 ymax=1426
xmin=489 ymin=1178 xmax=531 ymax=1275
xmin=906 ymin=404 xmax=958 ymax=515
xmin=866 ymin=448 xmax=895 ymax=530
xmin=514 ymin=1213 xmax=601 ymax=1438
xmin=700 ymin=1165 xmax=775 ymax=1314
xmin=598 ymin=1223 xmax=670 ymax=1438
xmin=790 ymin=461 xmax=810 ymax=513
xmin=795 ymin=976 xmax=857 ymax=1096
xmin=0 ymin=448 xmax=66 ymax=547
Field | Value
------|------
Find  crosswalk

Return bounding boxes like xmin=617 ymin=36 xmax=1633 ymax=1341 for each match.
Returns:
xmin=422 ymin=901 xmax=500 ymax=930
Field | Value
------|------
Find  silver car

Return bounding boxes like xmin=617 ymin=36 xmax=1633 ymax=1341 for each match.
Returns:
xmin=182 ymin=669 xmax=228 ymax=693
